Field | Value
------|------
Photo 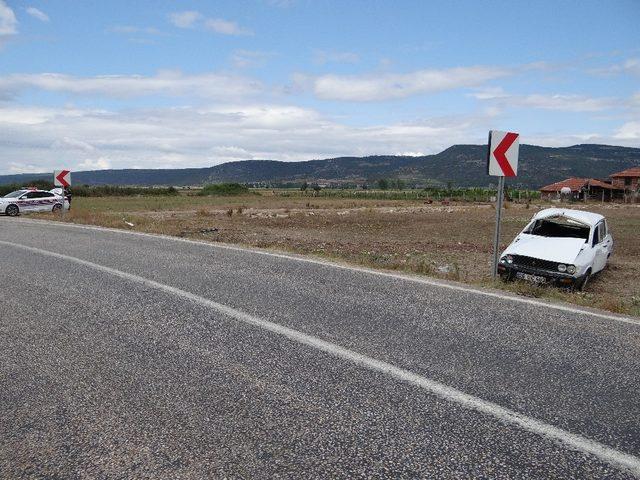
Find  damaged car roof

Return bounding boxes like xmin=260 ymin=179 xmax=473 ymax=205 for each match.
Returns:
xmin=532 ymin=208 xmax=604 ymax=227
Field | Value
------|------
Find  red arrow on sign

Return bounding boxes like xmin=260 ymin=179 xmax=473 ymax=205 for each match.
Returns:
xmin=55 ymin=170 xmax=71 ymax=188
xmin=492 ymin=132 xmax=518 ymax=177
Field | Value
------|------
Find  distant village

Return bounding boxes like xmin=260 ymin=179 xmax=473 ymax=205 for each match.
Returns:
xmin=244 ymin=166 xmax=640 ymax=203
xmin=539 ymin=166 xmax=640 ymax=202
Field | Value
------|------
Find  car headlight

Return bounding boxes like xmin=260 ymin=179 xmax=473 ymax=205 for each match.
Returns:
xmin=566 ymin=265 xmax=576 ymax=274
xmin=501 ymin=255 xmax=513 ymax=264
xmin=557 ymin=264 xmax=567 ymax=272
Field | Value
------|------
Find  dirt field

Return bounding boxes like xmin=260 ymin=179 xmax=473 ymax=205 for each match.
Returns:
xmin=34 ymin=193 xmax=640 ymax=317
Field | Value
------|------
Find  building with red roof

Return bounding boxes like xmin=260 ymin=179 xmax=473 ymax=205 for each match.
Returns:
xmin=539 ymin=177 xmax=623 ymax=201
xmin=610 ymin=167 xmax=640 ymax=192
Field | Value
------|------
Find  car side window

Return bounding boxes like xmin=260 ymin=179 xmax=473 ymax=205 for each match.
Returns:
xmin=598 ymin=223 xmax=605 ymax=243
xmin=25 ymin=191 xmax=39 ymax=199
xmin=40 ymin=192 xmax=54 ymax=198
xmin=592 ymin=225 xmax=600 ymax=247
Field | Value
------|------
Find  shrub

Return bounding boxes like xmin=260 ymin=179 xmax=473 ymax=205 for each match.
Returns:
xmin=198 ymin=183 xmax=250 ymax=196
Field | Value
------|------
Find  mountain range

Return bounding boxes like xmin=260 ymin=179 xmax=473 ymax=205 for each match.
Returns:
xmin=1 ymin=144 xmax=639 ymax=189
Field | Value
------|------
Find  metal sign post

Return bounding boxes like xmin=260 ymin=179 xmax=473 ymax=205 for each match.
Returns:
xmin=487 ymin=130 xmax=520 ymax=278
xmin=492 ymin=176 xmax=505 ymax=278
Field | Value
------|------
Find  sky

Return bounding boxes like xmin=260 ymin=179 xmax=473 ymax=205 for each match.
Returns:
xmin=0 ymin=0 xmax=639 ymax=174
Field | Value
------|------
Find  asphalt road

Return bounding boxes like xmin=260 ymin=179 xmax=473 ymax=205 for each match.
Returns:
xmin=1 ymin=218 xmax=639 ymax=479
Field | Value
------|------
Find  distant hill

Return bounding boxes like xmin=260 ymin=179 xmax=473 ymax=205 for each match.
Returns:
xmin=2 ymin=144 xmax=639 ymax=189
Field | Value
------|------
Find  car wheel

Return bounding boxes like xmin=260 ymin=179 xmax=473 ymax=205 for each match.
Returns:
xmin=5 ymin=204 xmax=19 ymax=216
xmin=577 ymin=270 xmax=591 ymax=292
xmin=500 ymin=271 xmax=515 ymax=282
xmin=52 ymin=203 xmax=62 ymax=212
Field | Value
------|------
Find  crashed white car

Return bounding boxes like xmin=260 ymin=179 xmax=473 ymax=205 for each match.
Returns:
xmin=498 ymin=208 xmax=613 ymax=290
xmin=0 ymin=189 xmax=69 ymax=216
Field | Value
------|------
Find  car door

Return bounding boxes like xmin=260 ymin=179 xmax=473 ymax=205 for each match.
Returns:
xmin=601 ymin=220 xmax=614 ymax=257
xmin=35 ymin=191 xmax=56 ymax=211
xmin=591 ymin=222 xmax=609 ymax=273
xmin=19 ymin=191 xmax=40 ymax=212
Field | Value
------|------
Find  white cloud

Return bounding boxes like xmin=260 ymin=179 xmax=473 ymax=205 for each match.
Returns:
xmin=0 ymin=103 xmax=490 ymax=173
xmin=308 ymin=66 xmax=512 ymax=101
xmin=623 ymin=58 xmax=640 ymax=76
xmin=204 ymin=18 xmax=252 ymax=36
xmin=78 ymin=157 xmax=111 ymax=170
xmin=470 ymin=88 xmax=620 ymax=112
xmin=169 ymin=10 xmax=251 ymax=35
xmin=0 ymin=0 xmax=17 ymax=43
xmin=0 ymin=71 xmax=263 ymax=99
xmin=7 ymin=161 xmax=44 ymax=174
xmin=516 ymin=94 xmax=619 ymax=112
xmin=51 ymin=137 xmax=95 ymax=152
xmin=592 ymin=57 xmax=640 ymax=77
xmin=26 ymin=6 xmax=49 ymax=22
xmin=231 ymin=50 xmax=274 ymax=68
xmin=168 ymin=11 xmax=202 ymax=28
xmin=614 ymin=121 xmax=640 ymax=140
xmin=0 ymin=105 xmax=86 ymax=124
xmin=0 ymin=101 xmax=637 ymax=175
xmin=313 ymin=50 xmax=360 ymax=65
xmin=523 ymin=132 xmax=607 ymax=148
xmin=396 ymin=151 xmax=425 ymax=157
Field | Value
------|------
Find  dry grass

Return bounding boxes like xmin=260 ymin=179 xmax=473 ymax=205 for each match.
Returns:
xmin=34 ymin=194 xmax=640 ymax=317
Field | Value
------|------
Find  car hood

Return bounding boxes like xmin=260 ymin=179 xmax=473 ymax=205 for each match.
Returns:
xmin=503 ymin=234 xmax=587 ymax=264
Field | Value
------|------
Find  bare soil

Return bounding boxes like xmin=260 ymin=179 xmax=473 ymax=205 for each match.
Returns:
xmin=35 ymin=195 xmax=640 ymax=316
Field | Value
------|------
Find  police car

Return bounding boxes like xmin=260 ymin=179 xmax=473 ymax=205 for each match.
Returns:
xmin=0 ymin=188 xmax=69 ymax=216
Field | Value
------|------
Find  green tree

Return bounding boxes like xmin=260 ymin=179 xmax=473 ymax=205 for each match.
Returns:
xmin=391 ymin=179 xmax=405 ymax=190
xmin=377 ymin=178 xmax=389 ymax=190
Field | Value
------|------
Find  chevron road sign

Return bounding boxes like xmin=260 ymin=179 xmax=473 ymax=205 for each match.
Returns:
xmin=54 ymin=170 xmax=71 ymax=188
xmin=488 ymin=130 xmax=520 ymax=177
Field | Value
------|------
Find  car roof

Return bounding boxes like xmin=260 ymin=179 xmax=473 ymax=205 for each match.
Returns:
xmin=533 ymin=208 xmax=604 ymax=227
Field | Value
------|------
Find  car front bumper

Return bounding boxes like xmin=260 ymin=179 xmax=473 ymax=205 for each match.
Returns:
xmin=497 ymin=262 xmax=587 ymax=287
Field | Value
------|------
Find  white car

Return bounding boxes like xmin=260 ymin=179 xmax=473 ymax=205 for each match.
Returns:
xmin=0 ymin=189 xmax=69 ymax=216
xmin=498 ymin=208 xmax=613 ymax=290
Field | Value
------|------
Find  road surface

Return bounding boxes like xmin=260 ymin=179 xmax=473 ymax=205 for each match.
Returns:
xmin=1 ymin=218 xmax=639 ymax=478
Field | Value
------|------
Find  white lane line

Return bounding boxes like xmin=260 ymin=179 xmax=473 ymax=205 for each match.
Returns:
xmin=8 ymin=218 xmax=640 ymax=326
xmin=2 ymin=239 xmax=639 ymax=476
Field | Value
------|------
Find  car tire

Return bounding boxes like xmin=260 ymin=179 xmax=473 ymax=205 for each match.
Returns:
xmin=577 ymin=269 xmax=591 ymax=292
xmin=500 ymin=271 xmax=515 ymax=282
xmin=5 ymin=204 xmax=19 ymax=216
xmin=52 ymin=203 xmax=62 ymax=212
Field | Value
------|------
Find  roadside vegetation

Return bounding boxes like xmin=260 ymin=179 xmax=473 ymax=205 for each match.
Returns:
xmin=25 ymin=187 xmax=640 ymax=317
xmin=0 ymin=181 xmax=178 ymax=197
xmin=198 ymin=183 xmax=250 ymax=196
xmin=0 ymin=180 xmax=52 ymax=196
xmin=261 ymin=186 xmax=540 ymax=202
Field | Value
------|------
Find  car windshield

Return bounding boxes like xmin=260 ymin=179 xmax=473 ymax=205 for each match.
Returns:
xmin=3 ymin=190 xmax=27 ymax=198
xmin=525 ymin=216 xmax=591 ymax=241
